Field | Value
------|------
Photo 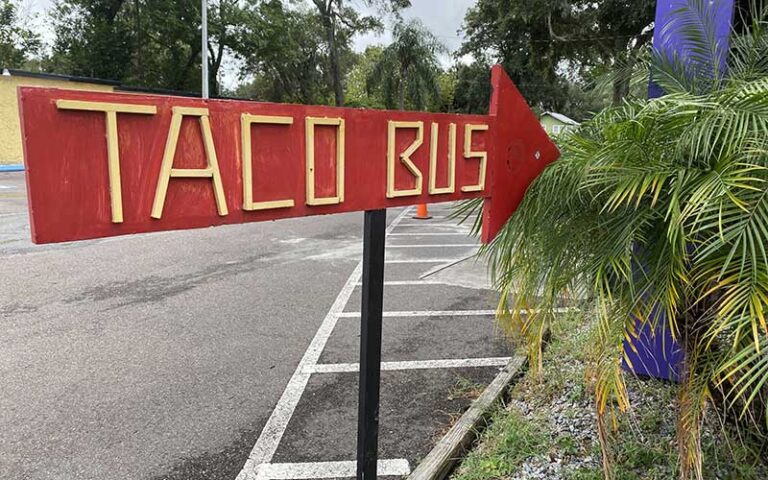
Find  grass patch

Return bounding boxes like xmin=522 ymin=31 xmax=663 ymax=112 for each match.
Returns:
xmin=453 ymin=405 xmax=548 ymax=480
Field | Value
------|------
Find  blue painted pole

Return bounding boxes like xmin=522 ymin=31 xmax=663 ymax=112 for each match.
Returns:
xmin=649 ymin=0 xmax=736 ymax=98
xmin=622 ymin=0 xmax=736 ymax=382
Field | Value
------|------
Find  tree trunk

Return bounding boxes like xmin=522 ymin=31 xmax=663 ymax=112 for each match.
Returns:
xmin=104 ymin=0 xmax=128 ymax=22
xmin=398 ymin=65 xmax=406 ymax=110
xmin=211 ymin=41 xmax=224 ymax=97
xmin=312 ymin=0 xmax=344 ymax=106
xmin=134 ymin=0 xmax=142 ymax=83
xmin=174 ymin=43 xmax=201 ymax=91
xmin=612 ymin=73 xmax=630 ymax=106
xmin=328 ymin=23 xmax=344 ymax=106
xmin=612 ymin=38 xmax=630 ymax=105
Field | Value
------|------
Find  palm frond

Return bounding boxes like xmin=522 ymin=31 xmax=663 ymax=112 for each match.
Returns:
xmin=460 ymin=4 xmax=768 ymax=477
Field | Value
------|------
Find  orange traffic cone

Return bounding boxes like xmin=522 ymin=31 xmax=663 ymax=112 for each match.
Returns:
xmin=413 ymin=203 xmax=432 ymax=220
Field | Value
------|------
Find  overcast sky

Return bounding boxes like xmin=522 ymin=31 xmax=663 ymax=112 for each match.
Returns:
xmin=355 ymin=0 xmax=474 ymax=54
xmin=21 ymin=0 xmax=477 ymax=89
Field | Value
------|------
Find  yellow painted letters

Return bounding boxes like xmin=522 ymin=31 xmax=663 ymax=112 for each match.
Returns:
xmin=305 ymin=117 xmax=346 ymax=206
xmin=151 ymin=107 xmax=228 ymax=219
xmin=387 ymin=121 xmax=424 ymax=198
xmin=241 ymin=114 xmax=295 ymax=211
xmin=461 ymin=124 xmax=489 ymax=192
xmin=428 ymin=122 xmax=456 ymax=195
xmin=56 ymin=100 xmax=157 ymax=223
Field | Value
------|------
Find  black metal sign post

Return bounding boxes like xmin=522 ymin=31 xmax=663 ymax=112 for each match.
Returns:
xmin=357 ymin=209 xmax=387 ymax=480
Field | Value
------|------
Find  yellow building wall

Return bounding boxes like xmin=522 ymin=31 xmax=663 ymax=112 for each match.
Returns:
xmin=0 ymin=76 xmax=115 ymax=164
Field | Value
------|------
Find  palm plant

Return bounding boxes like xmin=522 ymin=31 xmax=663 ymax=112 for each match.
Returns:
xmin=366 ymin=18 xmax=445 ymax=110
xmin=467 ymin=1 xmax=768 ymax=478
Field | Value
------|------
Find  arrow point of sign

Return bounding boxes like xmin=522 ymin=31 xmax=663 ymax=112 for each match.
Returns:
xmin=481 ymin=65 xmax=560 ymax=244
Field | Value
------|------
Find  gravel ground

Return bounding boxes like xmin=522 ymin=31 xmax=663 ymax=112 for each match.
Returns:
xmin=452 ymin=313 xmax=768 ymax=480
xmin=504 ymin=396 xmax=599 ymax=480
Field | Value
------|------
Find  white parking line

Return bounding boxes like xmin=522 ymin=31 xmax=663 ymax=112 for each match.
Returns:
xmin=259 ymin=459 xmax=411 ymax=479
xmin=355 ymin=280 xmax=446 ymax=286
xmin=338 ymin=308 xmax=576 ymax=318
xmin=384 ymin=258 xmax=466 ymax=264
xmin=235 ymin=208 xmax=412 ymax=480
xmin=386 ymin=244 xmax=477 ymax=248
xmin=389 ymin=232 xmax=472 ymax=236
xmin=306 ymin=357 xmax=512 ymax=374
xmin=237 ymin=265 xmax=361 ymax=480
xmin=338 ymin=310 xmax=497 ymax=318
xmin=234 ymin=205 xmax=530 ymax=480
xmin=396 ymin=221 xmax=455 ymax=226
xmin=393 ymin=224 xmax=470 ymax=229
xmin=398 ymin=214 xmax=447 ymax=219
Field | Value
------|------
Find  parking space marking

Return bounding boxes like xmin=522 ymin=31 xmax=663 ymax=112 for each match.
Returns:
xmin=337 ymin=307 xmax=577 ymax=319
xmin=355 ymin=280 xmax=446 ymax=286
xmin=337 ymin=310 xmax=497 ymax=318
xmin=236 ymin=206 xmax=528 ymax=480
xmin=386 ymin=244 xmax=477 ymax=248
xmin=398 ymin=214 xmax=447 ymax=220
xmin=389 ymin=232 xmax=472 ymax=236
xmin=384 ymin=258 xmax=466 ymax=264
xmin=306 ymin=357 xmax=512 ymax=374
xmin=392 ymin=224 xmax=470 ymax=230
xmin=396 ymin=221 xmax=455 ymax=226
xmin=260 ymin=459 xmax=411 ymax=479
xmin=236 ymin=208 xmax=412 ymax=480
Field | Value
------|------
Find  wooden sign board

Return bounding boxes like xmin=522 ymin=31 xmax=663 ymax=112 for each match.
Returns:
xmin=18 ymin=66 xmax=558 ymax=244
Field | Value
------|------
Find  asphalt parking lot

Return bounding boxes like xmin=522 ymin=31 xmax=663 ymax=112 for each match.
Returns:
xmin=235 ymin=205 xmax=511 ymax=480
xmin=1 ymin=171 xmax=513 ymax=480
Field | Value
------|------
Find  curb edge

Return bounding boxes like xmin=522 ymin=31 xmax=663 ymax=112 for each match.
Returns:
xmin=407 ymin=354 xmax=528 ymax=480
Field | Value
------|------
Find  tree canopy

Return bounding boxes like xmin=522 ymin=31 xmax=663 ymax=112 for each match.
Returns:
xmin=0 ymin=0 xmax=42 ymax=69
xmin=234 ymin=1 xmax=335 ymax=104
xmin=456 ymin=0 xmax=656 ymax=118
xmin=46 ymin=0 xmax=252 ymax=94
xmin=8 ymin=0 xmax=662 ymax=117
xmin=308 ymin=0 xmax=410 ymax=106
xmin=366 ymin=19 xmax=445 ymax=110
xmin=42 ymin=0 xmax=410 ymax=102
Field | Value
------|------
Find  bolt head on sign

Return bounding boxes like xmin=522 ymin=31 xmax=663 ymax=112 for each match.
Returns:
xmin=18 ymin=66 xmax=558 ymax=245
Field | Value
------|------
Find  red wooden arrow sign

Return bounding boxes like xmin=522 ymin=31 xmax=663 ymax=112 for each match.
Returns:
xmin=18 ymin=65 xmax=558 ymax=244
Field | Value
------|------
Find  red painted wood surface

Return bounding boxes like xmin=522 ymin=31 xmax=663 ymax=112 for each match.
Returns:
xmin=18 ymin=66 xmax=558 ymax=244
xmin=481 ymin=65 xmax=561 ymax=242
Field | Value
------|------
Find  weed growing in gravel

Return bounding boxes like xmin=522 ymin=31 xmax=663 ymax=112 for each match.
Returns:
xmin=452 ymin=406 xmax=548 ymax=480
xmin=449 ymin=376 xmax=486 ymax=401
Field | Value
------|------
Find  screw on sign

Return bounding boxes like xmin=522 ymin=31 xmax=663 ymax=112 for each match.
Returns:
xmin=17 ymin=65 xmax=558 ymax=479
